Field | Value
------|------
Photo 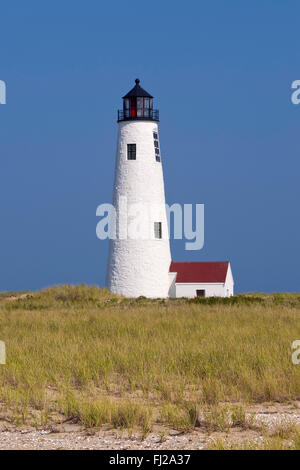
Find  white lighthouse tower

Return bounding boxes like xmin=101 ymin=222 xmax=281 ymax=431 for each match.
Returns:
xmin=106 ymin=79 xmax=171 ymax=298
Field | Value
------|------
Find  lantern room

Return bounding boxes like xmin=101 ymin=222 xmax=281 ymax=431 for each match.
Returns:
xmin=117 ymin=79 xmax=159 ymax=122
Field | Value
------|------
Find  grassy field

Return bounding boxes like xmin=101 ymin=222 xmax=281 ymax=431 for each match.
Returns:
xmin=0 ymin=285 xmax=300 ymax=447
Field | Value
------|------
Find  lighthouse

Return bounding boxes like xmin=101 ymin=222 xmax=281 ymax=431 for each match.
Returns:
xmin=106 ymin=79 xmax=172 ymax=298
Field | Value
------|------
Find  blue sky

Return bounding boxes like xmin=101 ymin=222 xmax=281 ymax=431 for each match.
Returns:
xmin=0 ymin=0 xmax=299 ymax=293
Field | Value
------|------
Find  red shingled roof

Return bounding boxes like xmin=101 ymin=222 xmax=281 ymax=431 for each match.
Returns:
xmin=169 ymin=262 xmax=229 ymax=283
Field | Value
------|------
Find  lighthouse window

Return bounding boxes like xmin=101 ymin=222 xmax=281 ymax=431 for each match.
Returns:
xmin=153 ymin=132 xmax=161 ymax=162
xmin=127 ymin=144 xmax=136 ymax=160
xmin=154 ymin=222 xmax=162 ymax=239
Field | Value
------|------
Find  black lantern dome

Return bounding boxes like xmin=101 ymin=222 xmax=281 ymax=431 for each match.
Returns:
xmin=118 ymin=79 xmax=159 ymax=122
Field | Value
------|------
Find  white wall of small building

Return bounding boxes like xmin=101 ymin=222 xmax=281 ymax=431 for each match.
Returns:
xmin=225 ymin=263 xmax=234 ymax=297
xmin=175 ymin=283 xmax=228 ymax=298
xmin=169 ymin=263 xmax=234 ymax=298
xmin=168 ymin=272 xmax=177 ymax=297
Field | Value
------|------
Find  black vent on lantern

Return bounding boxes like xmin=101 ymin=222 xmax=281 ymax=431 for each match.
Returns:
xmin=118 ymin=79 xmax=159 ymax=122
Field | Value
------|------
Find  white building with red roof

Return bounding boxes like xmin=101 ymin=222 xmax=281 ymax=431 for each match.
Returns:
xmin=169 ymin=262 xmax=234 ymax=298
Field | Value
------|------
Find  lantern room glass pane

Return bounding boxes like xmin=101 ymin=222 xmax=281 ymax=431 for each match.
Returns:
xmin=136 ymin=98 xmax=143 ymax=117
xmin=130 ymin=97 xmax=136 ymax=117
xmin=124 ymin=99 xmax=130 ymax=118
xmin=144 ymin=98 xmax=150 ymax=117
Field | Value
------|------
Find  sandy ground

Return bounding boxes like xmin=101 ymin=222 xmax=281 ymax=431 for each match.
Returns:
xmin=0 ymin=402 xmax=299 ymax=450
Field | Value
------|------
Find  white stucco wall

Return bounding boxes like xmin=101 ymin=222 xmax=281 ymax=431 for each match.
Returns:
xmin=224 ymin=263 xmax=234 ymax=296
xmin=174 ymin=282 xmax=226 ymax=298
xmin=168 ymin=272 xmax=177 ymax=298
xmin=106 ymin=120 xmax=171 ymax=298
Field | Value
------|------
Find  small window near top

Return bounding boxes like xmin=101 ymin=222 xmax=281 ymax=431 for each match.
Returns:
xmin=153 ymin=132 xmax=158 ymax=140
xmin=154 ymin=222 xmax=162 ymax=239
xmin=127 ymin=143 xmax=136 ymax=160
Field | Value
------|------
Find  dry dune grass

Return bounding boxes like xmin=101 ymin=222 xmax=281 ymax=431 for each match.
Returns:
xmin=0 ymin=284 xmax=299 ymax=437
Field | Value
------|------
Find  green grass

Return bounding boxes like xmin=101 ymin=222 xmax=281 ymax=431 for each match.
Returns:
xmin=0 ymin=284 xmax=299 ymax=433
